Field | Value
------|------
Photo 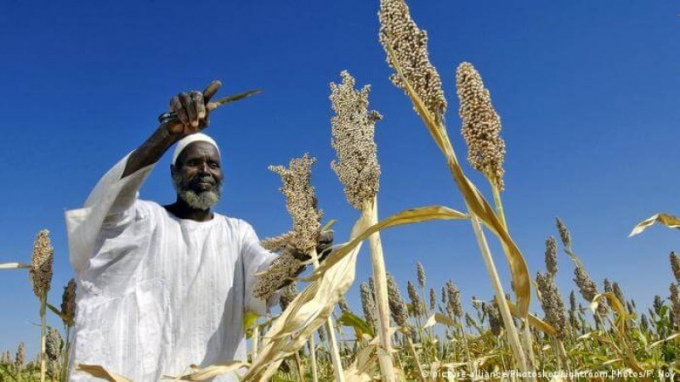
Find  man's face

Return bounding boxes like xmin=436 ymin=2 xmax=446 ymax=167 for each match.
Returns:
xmin=171 ymin=142 xmax=224 ymax=210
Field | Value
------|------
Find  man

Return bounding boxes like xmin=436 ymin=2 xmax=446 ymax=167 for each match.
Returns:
xmin=64 ymin=84 xmax=330 ymax=381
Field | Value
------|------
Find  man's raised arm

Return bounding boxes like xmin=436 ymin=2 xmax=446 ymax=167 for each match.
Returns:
xmin=122 ymin=81 xmax=222 ymax=178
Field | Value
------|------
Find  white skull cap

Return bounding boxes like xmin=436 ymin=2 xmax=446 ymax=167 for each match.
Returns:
xmin=172 ymin=133 xmax=221 ymax=166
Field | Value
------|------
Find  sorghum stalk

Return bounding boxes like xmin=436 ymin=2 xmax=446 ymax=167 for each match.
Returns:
xmin=29 ymin=230 xmax=53 ymax=382
xmin=269 ymin=155 xmax=345 ymax=382
xmin=379 ymin=0 xmax=531 ymax=377
xmin=60 ymin=278 xmax=76 ymax=382
xmin=308 ymin=248 xmax=345 ymax=382
xmin=308 ymin=339 xmax=318 ymax=382
xmin=330 ymin=71 xmax=396 ymax=382
xmin=470 ymin=216 xmax=530 ymax=374
xmin=457 ymin=61 xmax=537 ymax=374
xmin=362 ymin=199 xmax=397 ymax=382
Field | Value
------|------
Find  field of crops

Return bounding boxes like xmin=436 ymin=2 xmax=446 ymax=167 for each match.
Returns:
xmin=2 ymin=0 xmax=680 ymax=381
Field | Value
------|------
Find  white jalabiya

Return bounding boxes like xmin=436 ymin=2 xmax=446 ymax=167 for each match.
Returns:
xmin=65 ymin=153 xmax=280 ymax=381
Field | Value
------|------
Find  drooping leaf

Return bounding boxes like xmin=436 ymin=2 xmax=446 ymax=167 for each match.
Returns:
xmin=629 ymin=213 xmax=680 ymax=237
xmin=304 ymin=206 xmax=468 ymax=281
xmin=507 ymin=301 xmax=557 ymax=336
xmin=162 ymin=362 xmax=248 ymax=381
xmin=422 ymin=313 xmax=457 ymax=330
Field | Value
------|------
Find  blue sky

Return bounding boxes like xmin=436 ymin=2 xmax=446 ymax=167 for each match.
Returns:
xmin=1 ymin=0 xmax=680 ymax=356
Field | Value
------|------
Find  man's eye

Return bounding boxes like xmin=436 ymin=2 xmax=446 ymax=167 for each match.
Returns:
xmin=209 ymin=162 xmax=219 ymax=169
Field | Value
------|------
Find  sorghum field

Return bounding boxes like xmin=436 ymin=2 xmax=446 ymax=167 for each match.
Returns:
xmin=2 ymin=0 xmax=679 ymax=381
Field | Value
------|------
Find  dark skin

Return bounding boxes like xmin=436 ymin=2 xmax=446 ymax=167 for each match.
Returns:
xmin=166 ymin=141 xmax=223 ymax=221
xmin=121 ymin=83 xmax=332 ymax=289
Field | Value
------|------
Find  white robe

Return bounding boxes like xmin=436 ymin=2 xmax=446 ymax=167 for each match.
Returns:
xmin=64 ymin=153 xmax=280 ymax=381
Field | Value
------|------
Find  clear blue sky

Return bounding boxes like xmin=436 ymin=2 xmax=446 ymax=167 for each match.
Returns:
xmin=2 ymin=0 xmax=679 ymax=356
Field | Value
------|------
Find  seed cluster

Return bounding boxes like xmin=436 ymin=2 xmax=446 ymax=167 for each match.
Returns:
xmin=445 ymin=280 xmax=462 ymax=318
xmin=416 ymin=262 xmax=426 ymax=288
xmin=387 ymin=273 xmax=409 ymax=326
xmin=429 ymin=287 xmax=436 ymax=312
xmin=545 ymin=236 xmax=558 ymax=277
xmin=15 ymin=342 xmax=25 ymax=371
xmin=556 ymin=218 xmax=572 ymax=249
xmin=573 ymin=266 xmax=597 ymax=302
xmin=378 ymin=0 xmax=447 ymax=119
xmin=253 ymin=250 xmax=302 ymax=302
xmin=671 ymin=251 xmax=680 ymax=282
xmin=261 ymin=231 xmax=295 ymax=252
xmin=536 ymin=272 xmax=567 ymax=339
xmin=573 ymin=266 xmax=606 ymax=314
xmin=407 ymin=280 xmax=424 ymax=316
xmin=269 ymin=154 xmax=323 ymax=254
xmin=46 ymin=328 xmax=62 ymax=361
xmin=330 ymin=71 xmax=382 ymax=210
xmin=61 ymin=278 xmax=77 ymax=326
xmin=670 ymin=283 xmax=680 ymax=329
xmin=483 ymin=300 xmax=502 ymax=336
xmin=360 ymin=281 xmax=377 ymax=327
xmin=456 ymin=62 xmax=506 ymax=191
xmin=29 ymin=229 xmax=53 ymax=298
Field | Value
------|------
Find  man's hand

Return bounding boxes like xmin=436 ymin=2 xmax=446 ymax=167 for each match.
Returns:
xmin=290 ymin=231 xmax=334 ymax=263
xmin=276 ymin=231 xmax=334 ymax=290
xmin=166 ymin=81 xmax=222 ymax=138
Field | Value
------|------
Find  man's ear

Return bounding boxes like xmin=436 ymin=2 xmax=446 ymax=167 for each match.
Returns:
xmin=170 ymin=163 xmax=177 ymax=177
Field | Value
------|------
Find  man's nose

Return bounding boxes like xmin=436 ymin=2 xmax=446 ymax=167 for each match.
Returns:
xmin=198 ymin=162 xmax=210 ymax=174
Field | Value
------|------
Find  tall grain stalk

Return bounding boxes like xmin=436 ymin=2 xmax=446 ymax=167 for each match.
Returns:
xmin=309 ymin=248 xmax=345 ymax=382
xmin=330 ymin=71 xmax=396 ymax=382
xmin=378 ymin=1 xmax=533 ymax=378
xmin=27 ymin=230 xmax=54 ymax=382
xmin=268 ymin=155 xmax=345 ymax=382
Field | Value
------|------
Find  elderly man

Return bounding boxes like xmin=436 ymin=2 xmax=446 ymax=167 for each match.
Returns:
xmin=65 ymin=85 xmax=330 ymax=381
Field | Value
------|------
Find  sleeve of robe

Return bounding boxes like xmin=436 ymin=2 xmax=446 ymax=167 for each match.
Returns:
xmin=65 ymin=152 xmax=155 ymax=275
xmin=240 ymin=221 xmax=283 ymax=316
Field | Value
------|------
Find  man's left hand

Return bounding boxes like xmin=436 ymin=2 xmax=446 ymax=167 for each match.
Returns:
xmin=290 ymin=231 xmax=334 ymax=263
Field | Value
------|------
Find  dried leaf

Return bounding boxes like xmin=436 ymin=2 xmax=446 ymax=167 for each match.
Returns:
xmin=629 ymin=213 xmax=680 ymax=237
xmin=649 ymin=332 xmax=680 ymax=349
xmin=163 ymin=362 xmax=248 ymax=381
xmin=589 ymin=292 xmax=628 ymax=334
xmin=423 ymin=313 xmax=457 ymax=330
xmin=47 ymin=303 xmax=71 ymax=325
xmin=304 ymin=206 xmax=468 ymax=281
xmin=75 ymin=364 xmax=132 ymax=382
xmin=508 ymin=301 xmax=557 ymax=336
xmin=0 ymin=262 xmax=31 ymax=269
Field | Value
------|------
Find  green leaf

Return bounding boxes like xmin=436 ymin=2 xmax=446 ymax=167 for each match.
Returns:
xmin=338 ymin=311 xmax=375 ymax=339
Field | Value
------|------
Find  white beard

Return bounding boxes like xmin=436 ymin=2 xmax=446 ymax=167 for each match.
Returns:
xmin=172 ymin=173 xmax=222 ymax=210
